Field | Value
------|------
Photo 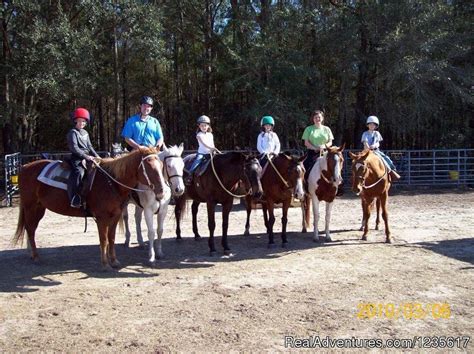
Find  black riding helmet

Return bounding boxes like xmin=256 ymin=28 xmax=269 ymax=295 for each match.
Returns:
xmin=140 ymin=96 xmax=154 ymax=106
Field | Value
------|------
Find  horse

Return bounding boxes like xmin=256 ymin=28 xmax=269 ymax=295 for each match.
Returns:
xmin=301 ymin=145 xmax=345 ymax=242
xmin=349 ymin=149 xmax=392 ymax=243
xmin=123 ymin=144 xmax=185 ymax=264
xmin=243 ymin=153 xmax=305 ymax=247
xmin=12 ymin=147 xmax=165 ymax=270
xmin=174 ymin=151 xmax=263 ymax=256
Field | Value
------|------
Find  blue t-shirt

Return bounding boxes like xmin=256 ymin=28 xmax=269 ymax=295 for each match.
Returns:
xmin=121 ymin=114 xmax=163 ymax=147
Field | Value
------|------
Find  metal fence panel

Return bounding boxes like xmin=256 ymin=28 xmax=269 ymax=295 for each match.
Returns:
xmin=4 ymin=152 xmax=21 ymax=207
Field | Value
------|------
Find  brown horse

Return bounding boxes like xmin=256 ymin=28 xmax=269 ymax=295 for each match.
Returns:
xmin=174 ymin=152 xmax=263 ymax=255
xmin=12 ymin=147 xmax=165 ymax=270
xmin=349 ymin=149 xmax=392 ymax=243
xmin=244 ymin=153 xmax=305 ymax=247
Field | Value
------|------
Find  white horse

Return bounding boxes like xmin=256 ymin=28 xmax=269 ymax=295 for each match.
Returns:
xmin=123 ymin=144 xmax=185 ymax=264
xmin=303 ymin=146 xmax=345 ymax=242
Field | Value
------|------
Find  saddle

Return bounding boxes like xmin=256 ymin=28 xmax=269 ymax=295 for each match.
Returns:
xmin=184 ymin=154 xmax=211 ymax=177
xmin=37 ymin=159 xmax=97 ymax=198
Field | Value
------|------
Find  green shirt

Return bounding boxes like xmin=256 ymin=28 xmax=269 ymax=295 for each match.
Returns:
xmin=301 ymin=125 xmax=334 ymax=147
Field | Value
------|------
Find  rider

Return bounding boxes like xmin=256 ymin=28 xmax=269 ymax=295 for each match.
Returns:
xmin=301 ymin=110 xmax=334 ymax=180
xmin=361 ymin=115 xmax=400 ymax=180
xmin=257 ymin=115 xmax=280 ymax=168
xmin=121 ymin=96 xmax=163 ymax=151
xmin=66 ymin=107 xmax=100 ymax=208
xmin=185 ymin=115 xmax=220 ymax=185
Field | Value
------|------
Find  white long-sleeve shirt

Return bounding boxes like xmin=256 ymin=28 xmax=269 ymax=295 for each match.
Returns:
xmin=257 ymin=131 xmax=281 ymax=155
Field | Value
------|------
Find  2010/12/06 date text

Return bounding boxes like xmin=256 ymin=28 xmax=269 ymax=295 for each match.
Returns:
xmin=357 ymin=302 xmax=451 ymax=320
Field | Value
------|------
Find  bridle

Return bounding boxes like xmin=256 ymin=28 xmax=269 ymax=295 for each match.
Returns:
xmin=139 ymin=154 xmax=162 ymax=191
xmin=162 ymin=154 xmax=183 ymax=186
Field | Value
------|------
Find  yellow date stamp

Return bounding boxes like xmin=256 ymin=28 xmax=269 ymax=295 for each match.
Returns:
xmin=356 ymin=302 xmax=451 ymax=320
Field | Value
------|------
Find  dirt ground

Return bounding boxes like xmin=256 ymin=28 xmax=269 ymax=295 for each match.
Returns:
xmin=0 ymin=189 xmax=473 ymax=352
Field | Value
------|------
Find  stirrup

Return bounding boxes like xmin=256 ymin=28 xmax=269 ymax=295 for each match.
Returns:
xmin=70 ymin=195 xmax=82 ymax=208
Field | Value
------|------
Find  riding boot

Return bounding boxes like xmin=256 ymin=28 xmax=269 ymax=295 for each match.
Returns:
xmin=389 ymin=170 xmax=401 ymax=181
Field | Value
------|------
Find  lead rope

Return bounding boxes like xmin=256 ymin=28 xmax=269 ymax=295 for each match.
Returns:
xmin=265 ymin=153 xmax=290 ymax=188
xmin=210 ymin=153 xmax=249 ymax=198
xmin=362 ymin=163 xmax=388 ymax=189
xmin=91 ymin=155 xmax=156 ymax=192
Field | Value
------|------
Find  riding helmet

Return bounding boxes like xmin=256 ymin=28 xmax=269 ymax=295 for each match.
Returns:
xmin=197 ymin=115 xmax=211 ymax=124
xmin=73 ymin=107 xmax=90 ymax=121
xmin=366 ymin=116 xmax=379 ymax=126
xmin=260 ymin=116 xmax=275 ymax=126
xmin=140 ymin=96 xmax=154 ymax=106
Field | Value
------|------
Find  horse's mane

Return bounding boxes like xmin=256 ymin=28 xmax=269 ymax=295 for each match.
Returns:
xmin=101 ymin=147 xmax=157 ymax=179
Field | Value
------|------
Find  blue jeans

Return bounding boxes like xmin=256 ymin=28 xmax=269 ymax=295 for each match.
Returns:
xmin=374 ymin=150 xmax=397 ymax=171
xmin=188 ymin=153 xmax=206 ymax=174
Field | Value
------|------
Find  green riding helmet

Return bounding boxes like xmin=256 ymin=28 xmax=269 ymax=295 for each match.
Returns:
xmin=260 ymin=116 xmax=275 ymax=126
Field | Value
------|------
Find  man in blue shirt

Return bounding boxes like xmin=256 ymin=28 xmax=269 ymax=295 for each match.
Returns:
xmin=122 ymin=96 xmax=164 ymax=150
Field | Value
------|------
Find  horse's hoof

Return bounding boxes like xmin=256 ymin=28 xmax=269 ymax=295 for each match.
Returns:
xmin=281 ymin=242 xmax=288 ymax=248
xmin=137 ymin=243 xmax=145 ymax=250
xmin=110 ymin=260 xmax=121 ymax=268
xmin=102 ymin=264 xmax=114 ymax=272
xmin=385 ymin=238 xmax=392 ymax=244
xmin=209 ymin=250 xmax=217 ymax=256
xmin=302 ymin=228 xmax=307 ymax=233
xmin=312 ymin=237 xmax=320 ymax=243
xmin=124 ymin=242 xmax=130 ymax=248
xmin=244 ymin=230 xmax=250 ymax=236
xmin=361 ymin=236 xmax=368 ymax=241
xmin=325 ymin=237 xmax=332 ymax=242
xmin=223 ymin=250 xmax=233 ymax=257
xmin=359 ymin=226 xmax=364 ymax=231
xmin=194 ymin=235 xmax=202 ymax=241
xmin=375 ymin=226 xmax=379 ymax=230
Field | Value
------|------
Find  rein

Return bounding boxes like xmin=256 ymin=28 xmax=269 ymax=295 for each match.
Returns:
xmin=92 ymin=154 xmax=158 ymax=192
xmin=362 ymin=162 xmax=388 ymax=189
xmin=210 ymin=153 xmax=250 ymax=198
xmin=265 ymin=153 xmax=290 ymax=188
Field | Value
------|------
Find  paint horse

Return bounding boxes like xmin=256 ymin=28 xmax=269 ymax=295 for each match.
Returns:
xmin=175 ymin=151 xmax=263 ymax=255
xmin=244 ymin=153 xmax=305 ymax=247
xmin=123 ymin=144 xmax=185 ymax=264
xmin=12 ymin=147 xmax=165 ymax=270
xmin=301 ymin=145 xmax=345 ymax=242
xmin=349 ymin=149 xmax=392 ymax=243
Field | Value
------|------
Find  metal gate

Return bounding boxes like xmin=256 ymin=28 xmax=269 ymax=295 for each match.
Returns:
xmin=4 ymin=152 xmax=21 ymax=207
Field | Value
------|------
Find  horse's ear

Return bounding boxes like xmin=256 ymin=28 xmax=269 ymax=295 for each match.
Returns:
xmin=162 ymin=143 xmax=169 ymax=152
xmin=349 ymin=152 xmax=357 ymax=159
xmin=178 ymin=142 xmax=184 ymax=151
xmin=339 ymin=143 xmax=346 ymax=152
xmin=298 ymin=152 xmax=307 ymax=163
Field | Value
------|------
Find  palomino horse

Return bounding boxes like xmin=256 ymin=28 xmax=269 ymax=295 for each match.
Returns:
xmin=301 ymin=145 xmax=345 ymax=242
xmin=349 ymin=149 xmax=392 ymax=243
xmin=123 ymin=144 xmax=185 ymax=264
xmin=244 ymin=153 xmax=305 ymax=247
xmin=174 ymin=152 xmax=263 ymax=255
xmin=12 ymin=147 xmax=165 ymax=270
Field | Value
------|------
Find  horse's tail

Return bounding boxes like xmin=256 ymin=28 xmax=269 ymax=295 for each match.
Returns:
xmin=12 ymin=202 xmax=26 ymax=246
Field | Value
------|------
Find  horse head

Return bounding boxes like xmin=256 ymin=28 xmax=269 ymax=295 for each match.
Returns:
xmin=349 ymin=149 xmax=371 ymax=195
xmin=159 ymin=143 xmax=185 ymax=197
xmin=240 ymin=152 xmax=263 ymax=199
xmin=324 ymin=144 xmax=345 ymax=188
xmin=280 ymin=153 xmax=306 ymax=201
xmin=137 ymin=147 xmax=165 ymax=200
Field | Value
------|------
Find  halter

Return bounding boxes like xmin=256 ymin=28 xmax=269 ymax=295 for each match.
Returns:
xmin=265 ymin=153 xmax=290 ymax=189
xmin=361 ymin=162 xmax=388 ymax=189
xmin=210 ymin=153 xmax=257 ymax=198
xmin=139 ymin=154 xmax=161 ymax=191
xmin=162 ymin=154 xmax=183 ymax=185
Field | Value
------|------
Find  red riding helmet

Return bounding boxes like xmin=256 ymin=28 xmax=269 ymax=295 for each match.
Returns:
xmin=73 ymin=107 xmax=90 ymax=121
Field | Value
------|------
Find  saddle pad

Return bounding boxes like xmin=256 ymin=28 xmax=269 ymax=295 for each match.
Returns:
xmin=37 ymin=161 xmax=69 ymax=190
xmin=184 ymin=154 xmax=210 ymax=177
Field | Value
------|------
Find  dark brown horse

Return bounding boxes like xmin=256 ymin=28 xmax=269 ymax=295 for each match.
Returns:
xmin=12 ymin=147 xmax=165 ymax=270
xmin=174 ymin=152 xmax=263 ymax=255
xmin=349 ymin=149 xmax=392 ymax=243
xmin=244 ymin=153 xmax=305 ymax=247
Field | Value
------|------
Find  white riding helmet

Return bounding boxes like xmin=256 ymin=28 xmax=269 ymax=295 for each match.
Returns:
xmin=366 ymin=115 xmax=379 ymax=126
xmin=197 ymin=115 xmax=211 ymax=124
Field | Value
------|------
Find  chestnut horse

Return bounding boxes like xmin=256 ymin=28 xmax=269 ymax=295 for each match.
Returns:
xmin=244 ymin=153 xmax=305 ymax=247
xmin=12 ymin=147 xmax=165 ymax=270
xmin=174 ymin=152 xmax=263 ymax=255
xmin=349 ymin=149 xmax=391 ymax=243
xmin=301 ymin=145 xmax=345 ymax=242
